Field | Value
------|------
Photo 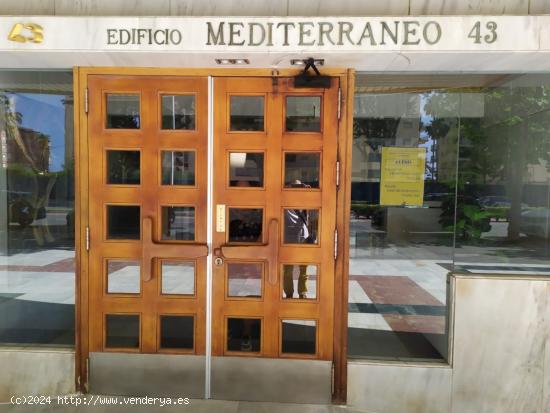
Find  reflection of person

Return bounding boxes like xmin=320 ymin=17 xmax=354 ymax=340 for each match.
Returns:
xmin=285 ymin=180 xmax=313 ymax=244
xmin=166 ymin=207 xmax=176 ymax=238
xmin=283 ymin=180 xmax=313 ymax=299
xmin=285 ymin=208 xmax=310 ymax=242
xmin=240 ymin=320 xmax=253 ymax=351
xmin=283 ymin=265 xmax=308 ymax=299
xmin=174 ymin=98 xmax=194 ymax=129
xmin=162 ymin=97 xmax=195 ymax=129
xmin=235 ymin=180 xmax=250 ymax=188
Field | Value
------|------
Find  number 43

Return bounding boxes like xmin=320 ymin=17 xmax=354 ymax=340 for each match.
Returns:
xmin=468 ymin=21 xmax=497 ymax=44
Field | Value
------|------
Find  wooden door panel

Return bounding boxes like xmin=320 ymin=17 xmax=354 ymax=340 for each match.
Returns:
xmin=212 ymin=77 xmax=338 ymax=361
xmin=87 ymin=73 xmax=337 ymax=361
xmin=87 ymin=75 xmax=208 ymax=354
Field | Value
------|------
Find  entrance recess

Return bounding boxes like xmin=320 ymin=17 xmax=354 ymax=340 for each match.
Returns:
xmin=80 ymin=72 xmax=343 ymax=403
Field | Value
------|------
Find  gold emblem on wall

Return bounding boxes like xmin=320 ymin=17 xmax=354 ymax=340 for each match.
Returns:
xmin=8 ymin=23 xmax=44 ymax=43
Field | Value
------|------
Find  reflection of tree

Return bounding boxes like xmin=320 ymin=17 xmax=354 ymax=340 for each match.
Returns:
xmin=484 ymin=87 xmax=550 ymax=240
xmin=0 ymin=93 xmax=58 ymax=245
xmin=424 ymin=116 xmax=451 ymax=181
xmin=353 ymin=92 xmax=454 ymax=210
xmin=425 ymin=86 xmax=550 ymax=241
xmin=353 ymin=117 xmax=400 ymax=159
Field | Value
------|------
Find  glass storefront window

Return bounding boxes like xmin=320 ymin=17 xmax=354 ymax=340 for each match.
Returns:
xmin=1 ymin=70 xmax=547 ymax=360
xmin=349 ymin=74 xmax=550 ymax=362
xmin=0 ymin=71 xmax=75 ymax=346
xmin=454 ymin=76 xmax=550 ymax=271
xmin=350 ymin=85 xmax=454 ymax=361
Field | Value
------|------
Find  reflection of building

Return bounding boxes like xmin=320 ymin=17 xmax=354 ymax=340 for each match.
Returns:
xmin=8 ymin=127 xmax=51 ymax=172
xmin=63 ymin=96 xmax=74 ymax=171
xmin=352 ymin=143 xmax=380 ymax=183
xmin=284 ymin=153 xmax=318 ymax=185
xmin=435 ymin=125 xmax=459 ymax=182
xmin=353 ymin=93 xmax=421 ymax=184
xmin=527 ymin=159 xmax=550 ymax=183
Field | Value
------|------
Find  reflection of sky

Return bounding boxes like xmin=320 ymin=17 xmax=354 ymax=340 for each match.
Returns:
xmin=8 ymin=92 xmax=67 ymax=172
xmin=419 ymin=94 xmax=435 ymax=179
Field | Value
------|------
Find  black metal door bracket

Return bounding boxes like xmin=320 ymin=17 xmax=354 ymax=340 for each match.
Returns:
xmin=293 ymin=57 xmax=332 ymax=88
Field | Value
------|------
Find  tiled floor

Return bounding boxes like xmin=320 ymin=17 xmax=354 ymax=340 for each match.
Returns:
xmin=0 ymin=249 xmax=450 ymax=344
xmin=353 ymin=275 xmax=443 ymax=306
xmin=3 ymin=243 xmax=544 ymax=355
xmin=2 ymin=398 xmax=367 ymax=413
xmin=347 ymin=275 xmax=446 ymax=335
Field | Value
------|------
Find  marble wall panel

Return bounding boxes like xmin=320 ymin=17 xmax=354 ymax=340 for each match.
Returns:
xmin=530 ymin=0 xmax=550 ymax=13
xmin=348 ymin=362 xmax=452 ymax=413
xmin=0 ymin=0 xmax=546 ymax=17
xmin=0 ymin=349 xmax=75 ymax=401
xmin=451 ymin=277 xmax=547 ymax=413
xmin=0 ymin=0 xmax=54 ymax=15
xmin=543 ymin=282 xmax=550 ymax=413
xmin=287 ymin=0 xmax=410 ymax=16
xmin=410 ymin=0 xmax=529 ymax=14
xmin=55 ymin=0 xmax=170 ymax=16
xmin=169 ymin=0 xmax=288 ymax=16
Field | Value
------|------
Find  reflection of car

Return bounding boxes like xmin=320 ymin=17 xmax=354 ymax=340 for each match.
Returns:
xmin=371 ymin=207 xmax=386 ymax=230
xmin=520 ymin=209 xmax=550 ymax=238
xmin=479 ymin=196 xmax=528 ymax=222
xmin=8 ymin=191 xmax=46 ymax=227
xmin=478 ymin=195 xmax=528 ymax=209
xmin=424 ymin=192 xmax=452 ymax=207
xmin=350 ymin=203 xmax=379 ymax=219
xmin=479 ymin=196 xmax=511 ymax=208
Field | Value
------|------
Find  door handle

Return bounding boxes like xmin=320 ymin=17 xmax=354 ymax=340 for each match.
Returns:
xmin=142 ymin=216 xmax=208 ymax=282
xmin=214 ymin=218 xmax=279 ymax=285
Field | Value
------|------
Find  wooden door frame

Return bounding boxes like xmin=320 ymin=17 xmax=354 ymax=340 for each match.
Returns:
xmin=73 ymin=67 xmax=354 ymax=402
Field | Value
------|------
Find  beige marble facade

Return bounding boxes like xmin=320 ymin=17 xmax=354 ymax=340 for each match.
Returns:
xmin=0 ymin=349 xmax=74 ymax=401
xmin=348 ymin=362 xmax=452 ymax=413
xmin=0 ymin=0 xmax=547 ymax=16
xmin=451 ymin=276 xmax=547 ymax=413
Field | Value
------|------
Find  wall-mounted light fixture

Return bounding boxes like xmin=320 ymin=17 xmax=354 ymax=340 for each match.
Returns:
xmin=291 ymin=58 xmax=324 ymax=67
xmin=215 ymin=59 xmax=250 ymax=65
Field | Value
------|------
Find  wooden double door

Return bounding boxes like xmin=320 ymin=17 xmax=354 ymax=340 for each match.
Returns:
xmin=84 ymin=74 xmax=339 ymax=394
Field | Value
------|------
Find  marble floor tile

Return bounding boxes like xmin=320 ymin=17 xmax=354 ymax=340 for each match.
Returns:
xmin=348 ymin=280 xmax=372 ymax=304
xmin=348 ymin=312 xmax=392 ymax=331
xmin=1 ymin=250 xmax=74 ymax=267
xmin=354 ymin=276 xmax=442 ymax=306
xmin=383 ymin=314 xmax=445 ymax=334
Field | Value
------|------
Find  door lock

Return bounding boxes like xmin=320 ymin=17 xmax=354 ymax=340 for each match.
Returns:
xmin=214 ymin=257 xmax=223 ymax=266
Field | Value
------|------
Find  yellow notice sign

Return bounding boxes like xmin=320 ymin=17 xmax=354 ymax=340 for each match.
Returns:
xmin=380 ymin=147 xmax=426 ymax=206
